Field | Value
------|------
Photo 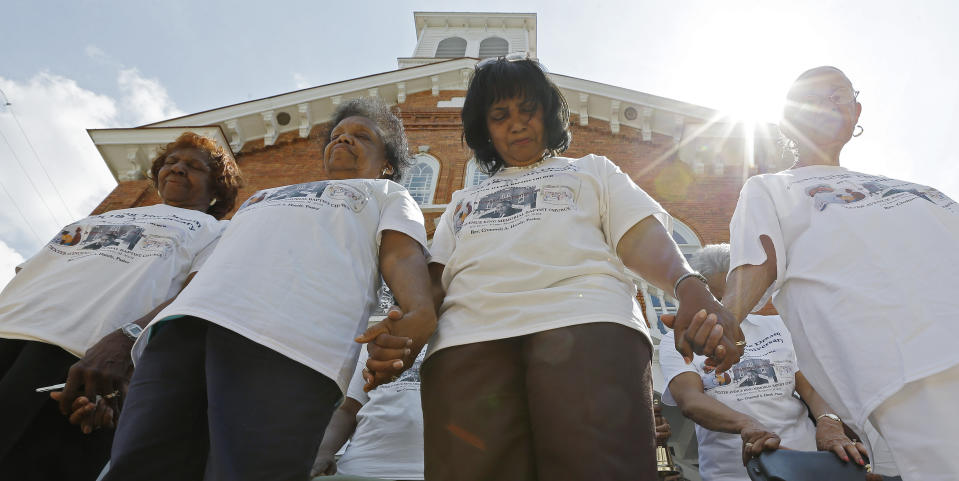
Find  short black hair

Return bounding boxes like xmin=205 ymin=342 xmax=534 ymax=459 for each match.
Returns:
xmin=461 ymin=58 xmax=570 ymax=175
xmin=327 ymin=97 xmax=412 ymax=182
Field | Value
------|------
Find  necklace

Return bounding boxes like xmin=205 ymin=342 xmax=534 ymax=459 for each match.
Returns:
xmin=504 ymin=156 xmax=549 ymax=171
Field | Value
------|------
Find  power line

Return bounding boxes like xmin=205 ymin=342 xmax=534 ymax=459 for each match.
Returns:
xmin=0 ymin=173 xmax=45 ymax=244
xmin=0 ymin=125 xmax=67 ymax=228
xmin=5 ymin=96 xmax=78 ymax=220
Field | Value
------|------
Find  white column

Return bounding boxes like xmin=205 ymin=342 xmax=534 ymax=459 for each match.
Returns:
xmin=261 ymin=110 xmax=278 ymax=146
xmin=225 ymin=119 xmax=244 ymax=153
xmin=610 ymin=100 xmax=621 ymax=134
xmin=297 ymin=103 xmax=312 ymax=138
xmin=579 ymin=93 xmax=589 ymax=126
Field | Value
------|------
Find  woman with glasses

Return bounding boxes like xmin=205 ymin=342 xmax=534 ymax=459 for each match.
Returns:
xmin=672 ymin=66 xmax=959 ymax=480
xmin=416 ymin=55 xmax=731 ymax=480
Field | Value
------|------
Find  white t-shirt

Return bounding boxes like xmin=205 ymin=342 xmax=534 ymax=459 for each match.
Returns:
xmin=427 ymin=155 xmax=666 ymax=356
xmin=728 ymin=165 xmax=959 ymax=429
xmin=659 ymin=314 xmax=816 ymax=481
xmin=139 ymin=179 xmax=426 ymax=393
xmin=336 ymin=346 xmax=426 ymax=479
xmin=0 ymin=204 xmax=224 ymax=357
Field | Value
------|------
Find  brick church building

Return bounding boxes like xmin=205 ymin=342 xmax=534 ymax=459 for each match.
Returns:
xmin=87 ymin=12 xmax=788 ymax=478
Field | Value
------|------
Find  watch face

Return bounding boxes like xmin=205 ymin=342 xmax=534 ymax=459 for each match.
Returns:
xmin=122 ymin=324 xmax=143 ymax=338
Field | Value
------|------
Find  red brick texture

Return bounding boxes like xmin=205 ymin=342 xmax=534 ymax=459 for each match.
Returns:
xmin=92 ymin=89 xmax=760 ymax=245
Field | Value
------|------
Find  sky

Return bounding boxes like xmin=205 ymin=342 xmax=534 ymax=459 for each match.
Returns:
xmin=1 ymin=0 xmax=958 ymax=288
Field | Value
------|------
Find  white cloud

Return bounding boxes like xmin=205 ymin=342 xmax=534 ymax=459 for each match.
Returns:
xmin=292 ymin=72 xmax=311 ymax=90
xmin=0 ymin=63 xmax=185 ymax=260
xmin=0 ymin=239 xmax=25 ymax=290
xmin=0 ymin=72 xmax=119 ymax=253
xmin=118 ymin=68 xmax=184 ymax=125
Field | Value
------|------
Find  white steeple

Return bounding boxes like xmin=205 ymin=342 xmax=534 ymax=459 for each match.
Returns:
xmin=397 ymin=12 xmax=537 ymax=69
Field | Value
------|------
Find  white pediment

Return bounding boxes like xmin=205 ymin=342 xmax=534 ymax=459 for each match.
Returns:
xmin=93 ymin=57 xmax=775 ymax=182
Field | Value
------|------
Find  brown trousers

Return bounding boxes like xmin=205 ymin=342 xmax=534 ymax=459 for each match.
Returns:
xmin=421 ymin=322 xmax=656 ymax=481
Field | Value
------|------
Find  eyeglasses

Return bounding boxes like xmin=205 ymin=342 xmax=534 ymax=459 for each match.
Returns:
xmin=796 ymin=87 xmax=860 ymax=107
xmin=476 ymin=52 xmax=545 ymax=71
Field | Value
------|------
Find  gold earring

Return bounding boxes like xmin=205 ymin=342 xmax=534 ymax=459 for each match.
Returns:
xmin=209 ymin=198 xmax=217 ymax=206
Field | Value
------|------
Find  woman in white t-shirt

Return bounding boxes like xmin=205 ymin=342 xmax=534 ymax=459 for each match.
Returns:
xmin=419 ymin=56 xmax=732 ymax=481
xmin=659 ymin=244 xmax=878 ymax=481
xmin=0 ymin=132 xmax=242 ymax=480
xmin=311 ymin=341 xmax=428 ymax=480
xmin=673 ymin=67 xmax=959 ymax=481
xmin=102 ymin=98 xmax=436 ymax=481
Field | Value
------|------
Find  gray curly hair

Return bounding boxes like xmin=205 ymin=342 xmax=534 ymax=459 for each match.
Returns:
xmin=327 ymin=97 xmax=412 ymax=182
xmin=689 ymin=244 xmax=730 ymax=277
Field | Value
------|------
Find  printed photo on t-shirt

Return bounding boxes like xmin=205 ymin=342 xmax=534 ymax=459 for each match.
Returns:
xmin=43 ymin=210 xmax=205 ymax=266
xmin=477 ymin=185 xmax=537 ymax=219
xmin=237 ymin=180 xmax=370 ymax=215
xmin=79 ymin=225 xmax=145 ymax=251
xmin=693 ymin=327 xmax=797 ymax=403
xmin=794 ymin=173 xmax=957 ymax=213
xmin=451 ymin=164 xmax=582 ymax=236
xmin=730 ymin=358 xmax=778 ymax=387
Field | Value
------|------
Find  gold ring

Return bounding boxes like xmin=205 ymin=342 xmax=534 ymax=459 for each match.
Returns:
xmin=389 ymin=375 xmax=398 ymax=382
xmin=735 ymin=341 xmax=747 ymax=347
xmin=102 ymin=390 xmax=120 ymax=400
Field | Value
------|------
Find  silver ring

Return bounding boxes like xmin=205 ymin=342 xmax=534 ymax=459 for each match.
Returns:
xmin=744 ymin=442 xmax=753 ymax=448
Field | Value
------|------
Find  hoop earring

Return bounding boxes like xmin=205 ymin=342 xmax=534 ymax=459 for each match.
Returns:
xmin=852 ymin=125 xmax=864 ymax=137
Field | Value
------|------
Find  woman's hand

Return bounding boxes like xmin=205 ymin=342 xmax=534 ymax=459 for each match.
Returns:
xmin=740 ymin=421 xmax=781 ymax=466
xmin=49 ymin=393 xmax=116 ymax=433
xmin=310 ymin=452 xmax=337 ymax=477
xmin=56 ymin=329 xmax=134 ymax=432
xmin=816 ymin=416 xmax=868 ymax=466
xmin=662 ymin=287 xmax=744 ymax=373
xmin=355 ymin=306 xmax=419 ymax=391
xmin=654 ymin=403 xmax=671 ymax=444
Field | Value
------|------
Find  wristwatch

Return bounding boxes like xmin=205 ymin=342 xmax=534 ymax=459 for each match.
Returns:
xmin=119 ymin=322 xmax=144 ymax=341
xmin=816 ymin=413 xmax=842 ymax=424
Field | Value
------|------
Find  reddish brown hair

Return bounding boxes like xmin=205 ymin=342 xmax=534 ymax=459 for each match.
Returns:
xmin=149 ymin=132 xmax=243 ymax=219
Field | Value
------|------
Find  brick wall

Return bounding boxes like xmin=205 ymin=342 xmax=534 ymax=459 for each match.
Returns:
xmin=92 ymin=89 xmax=756 ymax=245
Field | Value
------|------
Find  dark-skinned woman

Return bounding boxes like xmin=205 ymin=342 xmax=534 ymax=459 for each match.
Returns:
xmin=659 ymin=244 xmax=883 ymax=480
xmin=102 ymin=98 xmax=436 ymax=481
xmin=675 ymin=66 xmax=959 ymax=480
xmin=419 ymin=56 xmax=732 ymax=481
xmin=0 ymin=132 xmax=242 ymax=480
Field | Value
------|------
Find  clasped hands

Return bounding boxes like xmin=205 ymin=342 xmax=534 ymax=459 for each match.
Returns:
xmin=661 ymin=308 xmax=743 ymax=375
xmin=354 ymin=304 xmax=433 ymax=392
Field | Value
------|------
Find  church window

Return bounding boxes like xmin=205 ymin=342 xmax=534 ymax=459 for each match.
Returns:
xmin=401 ymin=154 xmax=440 ymax=204
xmin=478 ymin=37 xmax=509 ymax=58
xmin=464 ymin=158 xmax=489 ymax=187
xmin=435 ymin=37 xmax=467 ymax=58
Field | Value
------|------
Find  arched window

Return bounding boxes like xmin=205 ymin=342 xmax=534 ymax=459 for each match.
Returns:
xmin=478 ymin=37 xmax=509 ymax=58
xmin=671 ymin=219 xmax=702 ymax=260
xmin=464 ymin=158 xmax=489 ymax=188
xmin=401 ymin=154 xmax=440 ymax=204
xmin=635 ymin=218 xmax=703 ymax=340
xmin=435 ymin=37 xmax=467 ymax=58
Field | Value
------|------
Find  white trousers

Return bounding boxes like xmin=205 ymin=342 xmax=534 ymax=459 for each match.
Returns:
xmin=869 ymin=364 xmax=959 ymax=481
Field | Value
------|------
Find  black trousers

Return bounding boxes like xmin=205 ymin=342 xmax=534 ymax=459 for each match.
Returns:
xmin=104 ymin=317 xmax=341 ymax=481
xmin=0 ymin=338 xmax=113 ymax=481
